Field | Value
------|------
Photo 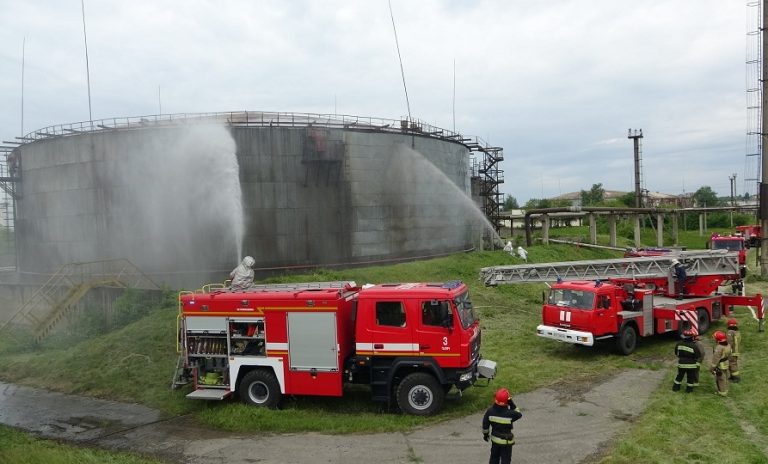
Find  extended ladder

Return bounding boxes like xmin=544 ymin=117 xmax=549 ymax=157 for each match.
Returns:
xmin=480 ymin=250 xmax=740 ymax=286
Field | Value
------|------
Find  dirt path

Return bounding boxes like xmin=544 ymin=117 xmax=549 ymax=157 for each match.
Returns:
xmin=0 ymin=368 xmax=667 ymax=464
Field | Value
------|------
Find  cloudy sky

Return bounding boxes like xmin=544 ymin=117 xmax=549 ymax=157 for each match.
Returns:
xmin=0 ymin=1 xmax=757 ymax=203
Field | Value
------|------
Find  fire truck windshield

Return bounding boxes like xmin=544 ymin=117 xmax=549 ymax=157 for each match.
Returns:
xmin=548 ymin=289 xmax=596 ymax=310
xmin=712 ymin=240 xmax=743 ymax=251
xmin=454 ymin=291 xmax=478 ymax=329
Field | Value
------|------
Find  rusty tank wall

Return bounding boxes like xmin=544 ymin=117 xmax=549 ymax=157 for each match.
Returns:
xmin=15 ymin=122 xmax=473 ymax=288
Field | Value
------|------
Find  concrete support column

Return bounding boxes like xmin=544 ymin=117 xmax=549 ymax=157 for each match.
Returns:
xmin=656 ymin=214 xmax=664 ymax=247
xmin=608 ymin=215 xmax=617 ymax=247
xmin=633 ymin=215 xmax=641 ymax=247
xmin=589 ymin=213 xmax=597 ymax=244
xmin=542 ymin=214 xmax=550 ymax=245
xmin=672 ymin=214 xmax=679 ymax=246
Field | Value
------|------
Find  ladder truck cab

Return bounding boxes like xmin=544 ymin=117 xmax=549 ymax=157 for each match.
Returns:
xmin=480 ymin=251 xmax=764 ymax=355
xmin=710 ymin=233 xmax=747 ymax=273
xmin=174 ymin=280 xmax=496 ymax=416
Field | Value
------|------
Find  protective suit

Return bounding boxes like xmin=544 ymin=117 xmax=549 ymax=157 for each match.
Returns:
xmin=517 ymin=246 xmax=528 ymax=262
xmin=503 ymin=241 xmax=514 ymax=255
xmin=229 ymin=256 xmax=255 ymax=291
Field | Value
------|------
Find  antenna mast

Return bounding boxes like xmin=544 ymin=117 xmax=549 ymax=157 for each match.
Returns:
xmin=81 ymin=0 xmax=93 ymax=122
xmin=388 ymin=0 xmax=411 ymax=121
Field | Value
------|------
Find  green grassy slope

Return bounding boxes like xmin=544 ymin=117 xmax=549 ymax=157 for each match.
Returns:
xmin=0 ymin=240 xmax=766 ymax=463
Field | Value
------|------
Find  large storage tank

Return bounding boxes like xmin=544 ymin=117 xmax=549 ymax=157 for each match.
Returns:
xmin=14 ymin=112 xmax=489 ymax=287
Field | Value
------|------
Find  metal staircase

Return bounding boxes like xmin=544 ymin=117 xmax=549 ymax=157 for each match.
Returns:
xmin=468 ymin=139 xmax=504 ymax=234
xmin=0 ymin=259 xmax=158 ymax=343
xmin=480 ymin=250 xmax=740 ymax=286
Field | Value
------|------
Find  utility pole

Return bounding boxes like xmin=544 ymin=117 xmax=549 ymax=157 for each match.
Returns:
xmin=730 ymin=173 xmax=737 ymax=227
xmin=628 ymin=129 xmax=644 ymax=208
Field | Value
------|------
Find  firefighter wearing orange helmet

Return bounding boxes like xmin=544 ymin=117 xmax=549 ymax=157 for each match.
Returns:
xmin=482 ymin=388 xmax=523 ymax=464
xmin=710 ymin=330 xmax=732 ymax=397
xmin=673 ymin=329 xmax=702 ymax=393
xmin=726 ymin=318 xmax=742 ymax=383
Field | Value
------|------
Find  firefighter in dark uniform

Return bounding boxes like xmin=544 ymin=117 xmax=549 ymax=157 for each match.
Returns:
xmin=671 ymin=259 xmax=687 ymax=299
xmin=673 ymin=329 xmax=702 ymax=393
xmin=482 ymin=388 xmax=522 ymax=464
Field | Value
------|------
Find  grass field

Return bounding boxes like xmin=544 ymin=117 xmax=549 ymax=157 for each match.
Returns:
xmin=0 ymin=234 xmax=766 ymax=463
xmin=0 ymin=425 xmax=165 ymax=464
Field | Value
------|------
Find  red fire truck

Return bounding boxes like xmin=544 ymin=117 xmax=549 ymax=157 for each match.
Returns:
xmin=735 ymin=224 xmax=762 ymax=248
xmin=481 ymin=252 xmax=764 ymax=354
xmin=537 ymin=276 xmax=762 ymax=354
xmin=173 ymin=281 xmax=496 ymax=415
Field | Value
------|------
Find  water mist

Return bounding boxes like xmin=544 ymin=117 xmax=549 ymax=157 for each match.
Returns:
xmin=105 ymin=122 xmax=244 ymax=282
xmin=379 ymin=144 xmax=502 ymax=250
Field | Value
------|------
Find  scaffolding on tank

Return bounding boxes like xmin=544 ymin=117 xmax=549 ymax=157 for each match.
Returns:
xmin=0 ymin=142 xmax=19 ymax=268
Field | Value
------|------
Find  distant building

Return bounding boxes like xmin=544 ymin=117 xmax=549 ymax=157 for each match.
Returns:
xmin=549 ymin=190 xmax=693 ymax=208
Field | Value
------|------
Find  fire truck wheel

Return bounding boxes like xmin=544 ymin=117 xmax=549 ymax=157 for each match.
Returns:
xmin=615 ymin=324 xmax=637 ymax=355
xmin=396 ymin=372 xmax=444 ymax=416
xmin=239 ymin=369 xmax=281 ymax=408
xmin=696 ymin=308 xmax=710 ymax=334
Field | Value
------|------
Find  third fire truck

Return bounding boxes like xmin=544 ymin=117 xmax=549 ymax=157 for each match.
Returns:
xmin=480 ymin=251 xmax=764 ymax=354
xmin=172 ymin=280 xmax=496 ymax=415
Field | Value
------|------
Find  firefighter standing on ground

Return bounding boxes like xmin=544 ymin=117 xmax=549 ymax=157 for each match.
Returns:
xmin=673 ymin=329 xmax=702 ymax=393
xmin=711 ymin=330 xmax=732 ymax=397
xmin=482 ymin=388 xmax=522 ymax=464
xmin=726 ymin=318 xmax=742 ymax=383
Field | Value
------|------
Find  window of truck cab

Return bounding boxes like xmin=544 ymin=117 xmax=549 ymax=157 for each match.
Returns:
xmin=548 ymin=289 xmax=596 ymax=310
xmin=376 ymin=301 xmax=406 ymax=327
xmin=453 ymin=291 xmax=478 ymax=329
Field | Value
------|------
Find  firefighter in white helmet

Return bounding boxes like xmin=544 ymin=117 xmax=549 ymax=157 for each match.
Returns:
xmin=229 ymin=256 xmax=255 ymax=291
xmin=482 ymin=388 xmax=523 ymax=464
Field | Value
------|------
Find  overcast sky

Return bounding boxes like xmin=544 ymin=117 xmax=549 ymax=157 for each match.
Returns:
xmin=0 ymin=1 xmax=757 ymax=203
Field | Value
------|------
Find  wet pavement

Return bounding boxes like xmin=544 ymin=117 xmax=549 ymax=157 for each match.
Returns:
xmin=0 ymin=368 xmax=667 ymax=463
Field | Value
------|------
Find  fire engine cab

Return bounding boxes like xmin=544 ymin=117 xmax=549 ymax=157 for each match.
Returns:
xmin=173 ymin=280 xmax=496 ymax=415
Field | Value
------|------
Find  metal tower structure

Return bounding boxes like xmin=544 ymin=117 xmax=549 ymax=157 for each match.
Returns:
xmin=628 ymin=129 xmax=644 ymax=208
xmin=746 ymin=1 xmax=762 ymax=199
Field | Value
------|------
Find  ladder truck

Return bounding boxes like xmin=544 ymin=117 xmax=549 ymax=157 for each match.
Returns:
xmin=172 ymin=281 xmax=496 ymax=415
xmin=480 ymin=251 xmax=764 ymax=354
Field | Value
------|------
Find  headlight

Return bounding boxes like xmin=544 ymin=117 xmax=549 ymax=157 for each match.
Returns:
xmin=459 ymin=372 xmax=473 ymax=382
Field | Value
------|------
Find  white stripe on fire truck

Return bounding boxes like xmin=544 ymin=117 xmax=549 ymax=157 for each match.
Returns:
xmin=356 ymin=342 xmax=420 ymax=352
xmin=266 ymin=342 xmax=288 ymax=351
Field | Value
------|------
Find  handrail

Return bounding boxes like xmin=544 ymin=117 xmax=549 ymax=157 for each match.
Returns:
xmin=20 ymin=111 xmax=480 ymax=145
xmin=0 ymin=259 xmax=159 ymax=336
